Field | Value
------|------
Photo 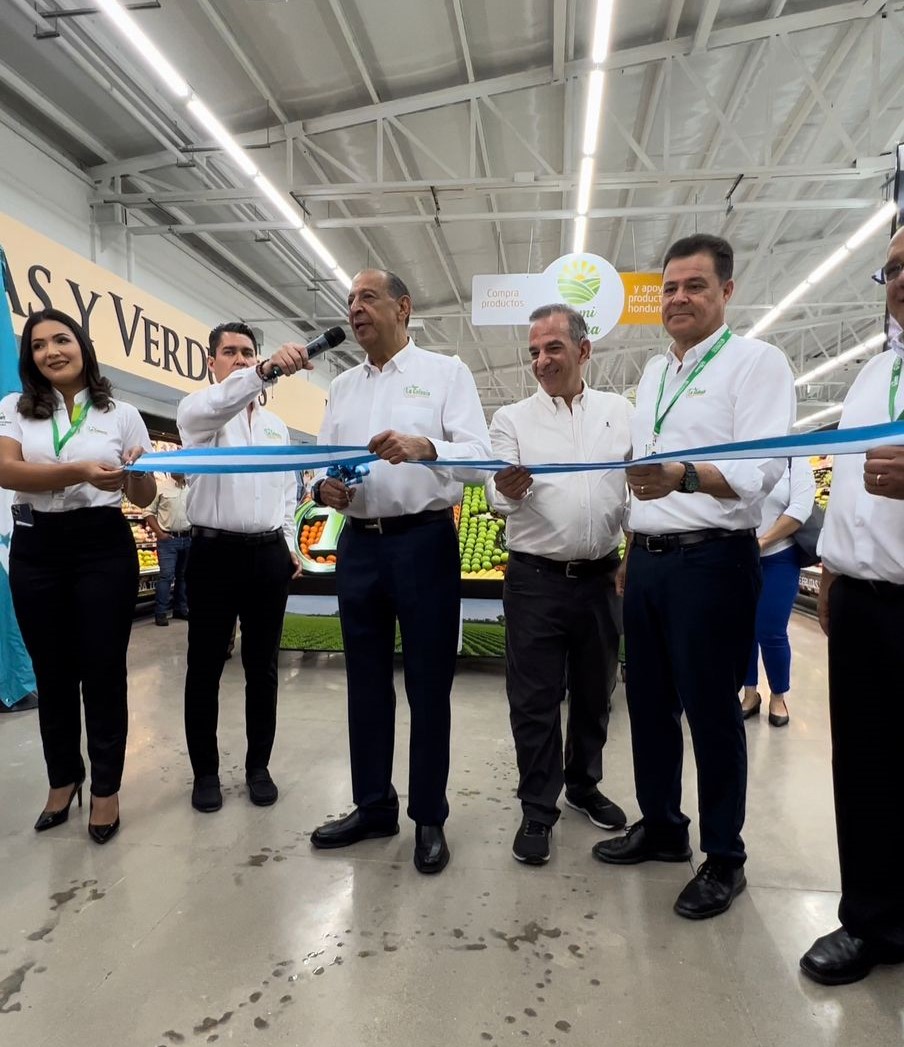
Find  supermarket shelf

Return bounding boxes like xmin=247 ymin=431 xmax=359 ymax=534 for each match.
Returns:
xmin=139 ymin=567 xmax=160 ymax=576
xmin=134 ymin=541 xmax=157 ymax=548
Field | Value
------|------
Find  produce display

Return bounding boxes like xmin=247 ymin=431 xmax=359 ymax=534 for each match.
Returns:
xmin=122 ymin=497 xmax=159 ymax=576
xmin=812 ymin=455 xmax=831 ymax=509
xmin=457 ymin=483 xmax=508 ymax=579
xmin=296 ymin=500 xmax=344 ymax=574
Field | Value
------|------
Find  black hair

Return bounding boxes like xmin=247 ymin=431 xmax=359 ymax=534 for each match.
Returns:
xmin=528 ymin=303 xmax=589 ymax=345
xmin=208 ymin=321 xmax=259 ymax=356
xmin=17 ymin=308 xmax=113 ymax=420
xmin=663 ymin=234 xmax=734 ymax=283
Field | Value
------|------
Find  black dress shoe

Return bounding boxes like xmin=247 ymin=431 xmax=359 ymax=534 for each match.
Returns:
xmin=155 ymin=615 xmax=169 ymax=626
xmin=414 ymin=824 xmax=449 ymax=874
xmin=192 ymin=775 xmax=223 ymax=813
xmin=800 ymin=927 xmax=884 ymax=985
xmin=34 ymin=775 xmax=85 ymax=832
xmin=565 ymin=790 xmax=627 ymax=830
xmin=246 ymin=768 xmax=278 ymax=806
xmin=592 ymin=822 xmax=692 ymax=865
xmin=674 ymin=859 xmax=746 ymax=919
xmin=512 ymin=819 xmax=551 ymax=864
xmin=310 ymin=809 xmax=399 ymax=849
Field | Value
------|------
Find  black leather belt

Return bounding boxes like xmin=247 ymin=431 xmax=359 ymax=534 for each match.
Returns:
xmin=167 ymin=529 xmax=192 ymax=538
xmin=348 ymin=508 xmax=453 ymax=535
xmin=632 ymin=527 xmax=755 ymax=553
xmin=510 ymin=550 xmax=620 ymax=579
xmin=190 ymin=526 xmax=282 ymax=545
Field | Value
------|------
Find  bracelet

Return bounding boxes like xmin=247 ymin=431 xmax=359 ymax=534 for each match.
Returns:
xmin=256 ymin=360 xmax=277 ymax=384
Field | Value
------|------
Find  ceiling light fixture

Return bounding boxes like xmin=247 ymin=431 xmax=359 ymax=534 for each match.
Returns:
xmin=186 ymin=99 xmax=259 ymax=179
xmin=576 ymin=156 xmax=595 ymax=216
xmin=794 ymin=332 xmax=886 ymax=387
xmin=591 ymin=0 xmax=616 ymax=64
xmin=582 ymin=70 xmax=605 ymax=156
xmin=573 ymin=216 xmax=587 ymax=254
xmin=253 ymin=174 xmax=304 ymax=228
xmin=792 ymin=403 xmax=843 ymax=429
xmin=747 ymin=200 xmax=897 ymax=339
xmin=94 ymin=0 xmax=190 ymax=99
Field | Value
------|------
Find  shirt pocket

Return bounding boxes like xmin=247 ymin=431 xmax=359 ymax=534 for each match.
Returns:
xmin=390 ymin=403 xmax=436 ymax=436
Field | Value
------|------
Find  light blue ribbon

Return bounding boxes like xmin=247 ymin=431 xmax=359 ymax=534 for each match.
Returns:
xmin=125 ymin=420 xmax=904 ymax=476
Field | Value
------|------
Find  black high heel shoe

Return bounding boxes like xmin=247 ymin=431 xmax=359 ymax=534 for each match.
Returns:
xmin=88 ymin=797 xmax=120 ymax=845
xmin=34 ymin=777 xmax=85 ymax=832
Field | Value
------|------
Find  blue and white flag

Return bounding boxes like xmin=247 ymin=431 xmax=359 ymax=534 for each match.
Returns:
xmin=0 ymin=244 xmax=37 ymax=706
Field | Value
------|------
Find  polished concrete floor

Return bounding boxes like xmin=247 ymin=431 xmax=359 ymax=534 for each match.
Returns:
xmin=1 ymin=612 xmax=902 ymax=1047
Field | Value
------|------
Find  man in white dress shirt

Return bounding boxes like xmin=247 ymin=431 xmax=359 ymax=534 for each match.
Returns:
xmin=307 ymin=269 xmax=491 ymax=874
xmin=487 ymin=304 xmax=631 ymax=865
xmin=593 ymin=234 xmax=796 ymax=920
xmin=177 ymin=322 xmax=305 ymax=814
xmin=800 ymin=226 xmax=904 ymax=984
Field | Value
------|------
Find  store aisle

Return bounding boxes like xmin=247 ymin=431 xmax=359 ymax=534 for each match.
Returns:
xmin=0 ymin=614 xmax=901 ymax=1047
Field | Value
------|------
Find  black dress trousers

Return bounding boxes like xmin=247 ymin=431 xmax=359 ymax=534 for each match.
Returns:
xmin=828 ymin=575 xmax=904 ymax=951
xmin=184 ymin=532 xmax=291 ymax=776
xmin=335 ymin=514 xmax=460 ymax=826
xmin=503 ymin=553 xmax=621 ymax=824
xmin=623 ymin=534 xmax=761 ymax=865
xmin=10 ymin=507 xmax=138 ymax=797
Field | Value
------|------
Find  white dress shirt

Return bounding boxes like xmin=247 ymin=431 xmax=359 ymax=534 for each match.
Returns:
xmin=177 ymin=367 xmax=296 ymax=547
xmin=0 ymin=388 xmax=151 ymax=511
xmin=757 ymin=458 xmax=817 ymax=556
xmin=487 ymin=385 xmax=632 ymax=560
xmin=627 ymin=324 xmax=796 ymax=534
xmin=820 ymin=344 xmax=904 ymax=583
xmin=318 ymin=339 xmax=491 ymax=518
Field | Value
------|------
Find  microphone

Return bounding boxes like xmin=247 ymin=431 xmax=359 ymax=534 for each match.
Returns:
xmin=269 ymin=326 xmax=346 ymax=377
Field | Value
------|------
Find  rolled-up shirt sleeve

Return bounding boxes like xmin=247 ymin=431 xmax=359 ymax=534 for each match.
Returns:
xmin=708 ymin=345 xmax=796 ymax=502
xmin=428 ymin=359 xmax=492 ymax=483
xmin=177 ymin=367 xmax=263 ymax=446
xmin=785 ymin=456 xmax=817 ymax=524
xmin=486 ymin=406 xmax=524 ymax=516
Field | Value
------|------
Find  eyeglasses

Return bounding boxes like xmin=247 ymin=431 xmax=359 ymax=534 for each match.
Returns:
xmin=872 ymin=262 xmax=904 ymax=285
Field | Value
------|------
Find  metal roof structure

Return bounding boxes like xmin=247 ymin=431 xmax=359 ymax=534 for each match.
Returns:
xmin=0 ymin=0 xmax=900 ymax=425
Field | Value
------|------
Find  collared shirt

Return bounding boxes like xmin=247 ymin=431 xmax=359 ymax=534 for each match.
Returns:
xmin=177 ymin=367 xmax=296 ymax=547
xmin=627 ymin=324 xmax=796 ymax=534
xmin=146 ymin=482 xmax=190 ymax=533
xmin=820 ymin=343 xmax=904 ymax=583
xmin=487 ymin=384 xmax=632 ymax=560
xmin=757 ymin=458 xmax=817 ymax=556
xmin=318 ymin=339 xmax=491 ymax=518
xmin=0 ymin=388 xmax=151 ymax=512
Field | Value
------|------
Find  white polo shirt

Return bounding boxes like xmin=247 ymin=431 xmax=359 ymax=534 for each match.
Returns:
xmin=487 ymin=384 xmax=632 ymax=561
xmin=177 ymin=367 xmax=296 ymax=548
xmin=820 ymin=344 xmax=904 ymax=584
xmin=318 ymin=339 xmax=491 ymax=518
xmin=0 ymin=388 xmax=151 ymax=511
xmin=627 ymin=324 xmax=796 ymax=534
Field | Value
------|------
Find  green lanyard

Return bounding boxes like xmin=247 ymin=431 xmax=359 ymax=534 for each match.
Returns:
xmin=890 ymin=356 xmax=904 ymax=422
xmin=653 ymin=327 xmax=733 ymax=437
xmin=51 ymin=403 xmax=90 ymax=458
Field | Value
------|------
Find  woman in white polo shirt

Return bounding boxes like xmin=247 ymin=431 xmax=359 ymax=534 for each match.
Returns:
xmin=0 ymin=309 xmax=155 ymax=844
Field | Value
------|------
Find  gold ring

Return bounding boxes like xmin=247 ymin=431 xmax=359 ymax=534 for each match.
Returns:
xmin=877 ymin=473 xmax=883 ymax=485
xmin=640 ymin=485 xmax=646 ymax=495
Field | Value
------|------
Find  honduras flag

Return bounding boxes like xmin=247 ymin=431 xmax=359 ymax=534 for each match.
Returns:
xmin=0 ymin=244 xmax=37 ymax=706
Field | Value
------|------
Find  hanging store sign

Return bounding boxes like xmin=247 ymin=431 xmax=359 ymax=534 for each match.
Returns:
xmin=471 ymin=253 xmax=662 ymax=338
xmin=0 ymin=211 xmax=326 ymax=435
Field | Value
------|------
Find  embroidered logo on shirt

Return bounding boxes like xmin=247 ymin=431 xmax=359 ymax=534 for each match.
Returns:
xmin=686 ymin=387 xmax=706 ymax=397
xmin=87 ymin=425 xmax=109 ymax=435
xmin=403 ymin=384 xmax=431 ymax=399
xmin=264 ymin=426 xmax=282 ymax=440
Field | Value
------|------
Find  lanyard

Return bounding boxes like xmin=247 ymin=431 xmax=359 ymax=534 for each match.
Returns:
xmin=51 ymin=403 xmax=90 ymax=458
xmin=890 ymin=356 xmax=904 ymax=422
xmin=653 ymin=327 xmax=733 ymax=436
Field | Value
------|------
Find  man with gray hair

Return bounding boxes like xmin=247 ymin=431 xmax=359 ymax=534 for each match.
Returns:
xmin=487 ymin=303 xmax=632 ymax=865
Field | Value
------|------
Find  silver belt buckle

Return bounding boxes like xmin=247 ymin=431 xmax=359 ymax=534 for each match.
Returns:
xmin=565 ymin=561 xmax=579 ymax=579
xmin=365 ymin=518 xmax=383 ymax=533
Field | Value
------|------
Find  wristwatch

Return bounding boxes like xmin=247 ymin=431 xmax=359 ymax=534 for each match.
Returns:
xmin=678 ymin=462 xmax=700 ymax=493
xmin=311 ymin=479 xmax=326 ymax=506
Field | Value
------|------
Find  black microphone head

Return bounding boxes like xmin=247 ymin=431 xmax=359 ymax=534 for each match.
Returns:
xmin=325 ymin=326 xmax=346 ymax=348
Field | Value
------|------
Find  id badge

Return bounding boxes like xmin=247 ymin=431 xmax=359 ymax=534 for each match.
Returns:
xmin=11 ymin=503 xmax=34 ymax=528
xmin=645 ymin=435 xmax=661 ymax=457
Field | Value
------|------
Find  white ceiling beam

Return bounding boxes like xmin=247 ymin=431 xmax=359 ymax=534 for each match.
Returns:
xmin=552 ymin=0 xmax=567 ymax=82
xmin=692 ymin=0 xmax=722 ymax=53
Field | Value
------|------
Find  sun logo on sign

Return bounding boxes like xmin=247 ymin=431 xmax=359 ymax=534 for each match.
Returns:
xmin=557 ymin=259 xmax=601 ymax=306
